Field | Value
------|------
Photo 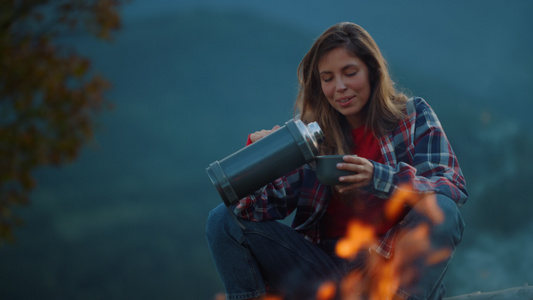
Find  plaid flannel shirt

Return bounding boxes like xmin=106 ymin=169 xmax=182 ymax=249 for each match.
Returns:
xmin=234 ymin=97 xmax=468 ymax=259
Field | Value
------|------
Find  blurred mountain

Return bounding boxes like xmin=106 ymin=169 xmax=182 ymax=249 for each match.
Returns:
xmin=0 ymin=8 xmax=531 ymax=299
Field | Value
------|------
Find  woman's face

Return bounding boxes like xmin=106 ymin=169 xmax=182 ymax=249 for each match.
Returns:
xmin=318 ymin=46 xmax=371 ymax=129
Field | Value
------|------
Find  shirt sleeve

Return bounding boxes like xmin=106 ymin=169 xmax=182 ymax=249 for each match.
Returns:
xmin=365 ymin=98 xmax=468 ymax=207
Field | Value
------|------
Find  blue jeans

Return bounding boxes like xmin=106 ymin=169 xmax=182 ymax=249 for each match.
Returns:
xmin=206 ymin=194 xmax=465 ymax=300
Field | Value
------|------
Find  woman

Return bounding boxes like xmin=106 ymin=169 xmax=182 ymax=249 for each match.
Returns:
xmin=206 ymin=22 xmax=467 ymax=300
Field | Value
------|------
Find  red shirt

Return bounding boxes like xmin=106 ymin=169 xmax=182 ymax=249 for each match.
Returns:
xmin=320 ymin=127 xmax=390 ymax=239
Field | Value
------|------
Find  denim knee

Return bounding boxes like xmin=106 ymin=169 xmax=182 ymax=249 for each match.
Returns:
xmin=206 ymin=204 xmax=232 ymax=244
xmin=434 ymin=194 xmax=464 ymax=247
xmin=395 ymin=194 xmax=465 ymax=299
xmin=405 ymin=193 xmax=465 ymax=248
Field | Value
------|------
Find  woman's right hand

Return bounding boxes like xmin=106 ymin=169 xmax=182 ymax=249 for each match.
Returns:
xmin=249 ymin=125 xmax=281 ymax=143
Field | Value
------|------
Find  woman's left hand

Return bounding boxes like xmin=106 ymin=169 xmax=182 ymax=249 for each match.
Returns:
xmin=335 ymin=155 xmax=374 ymax=194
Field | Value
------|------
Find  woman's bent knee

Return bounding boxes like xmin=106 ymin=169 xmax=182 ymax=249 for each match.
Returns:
xmin=434 ymin=194 xmax=465 ymax=246
xmin=405 ymin=193 xmax=465 ymax=248
xmin=206 ymin=204 xmax=229 ymax=238
xmin=206 ymin=203 xmax=245 ymax=248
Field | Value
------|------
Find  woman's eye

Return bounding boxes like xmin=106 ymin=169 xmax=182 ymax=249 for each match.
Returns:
xmin=322 ymin=77 xmax=333 ymax=83
xmin=346 ymin=71 xmax=357 ymax=77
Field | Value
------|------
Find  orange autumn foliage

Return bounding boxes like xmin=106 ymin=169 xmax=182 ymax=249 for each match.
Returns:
xmin=0 ymin=0 xmax=127 ymax=243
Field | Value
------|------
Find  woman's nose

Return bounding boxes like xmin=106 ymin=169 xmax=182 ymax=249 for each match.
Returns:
xmin=336 ymin=78 xmax=347 ymax=92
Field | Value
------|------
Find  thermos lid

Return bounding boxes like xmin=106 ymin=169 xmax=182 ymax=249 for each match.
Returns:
xmin=288 ymin=119 xmax=324 ymax=162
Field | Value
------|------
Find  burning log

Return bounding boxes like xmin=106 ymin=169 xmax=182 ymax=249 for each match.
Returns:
xmin=214 ymin=285 xmax=533 ymax=300
xmin=444 ymin=284 xmax=533 ymax=300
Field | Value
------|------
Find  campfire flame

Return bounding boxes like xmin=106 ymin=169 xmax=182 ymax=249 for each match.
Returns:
xmin=214 ymin=186 xmax=452 ymax=300
xmin=336 ymin=221 xmax=375 ymax=259
xmin=316 ymin=280 xmax=337 ymax=300
xmin=316 ymin=185 xmax=451 ymax=300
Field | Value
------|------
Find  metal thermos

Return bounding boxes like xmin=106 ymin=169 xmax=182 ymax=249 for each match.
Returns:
xmin=206 ymin=119 xmax=324 ymax=206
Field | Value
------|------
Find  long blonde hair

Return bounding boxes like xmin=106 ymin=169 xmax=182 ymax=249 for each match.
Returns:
xmin=295 ymin=22 xmax=408 ymax=155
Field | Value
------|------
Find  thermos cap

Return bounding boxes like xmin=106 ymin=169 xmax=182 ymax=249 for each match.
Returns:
xmin=301 ymin=121 xmax=324 ymax=153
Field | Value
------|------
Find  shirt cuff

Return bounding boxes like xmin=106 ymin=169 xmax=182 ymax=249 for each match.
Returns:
xmin=363 ymin=161 xmax=395 ymax=198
